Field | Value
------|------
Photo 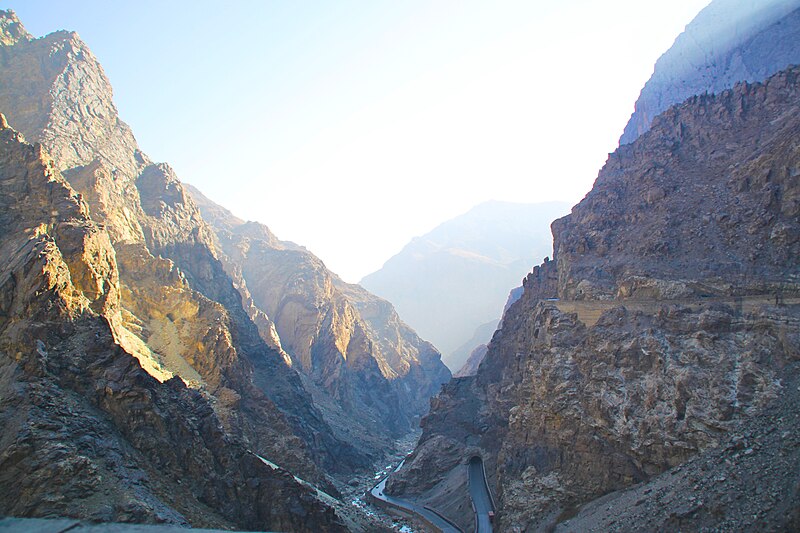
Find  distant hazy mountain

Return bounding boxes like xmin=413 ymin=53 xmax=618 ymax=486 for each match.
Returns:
xmin=449 ymin=319 xmax=498 ymax=376
xmin=620 ymin=0 xmax=800 ymax=144
xmin=453 ymin=285 xmax=524 ymax=377
xmin=360 ymin=201 xmax=570 ymax=370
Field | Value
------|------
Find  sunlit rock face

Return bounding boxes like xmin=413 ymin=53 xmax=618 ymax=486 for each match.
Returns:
xmin=620 ymin=0 xmax=800 ymax=145
xmin=0 ymin=116 xmax=346 ymax=532
xmin=361 ymin=200 xmax=569 ymax=370
xmin=188 ymin=184 xmax=451 ymax=444
xmin=387 ymin=66 xmax=800 ymax=531
xmin=0 ymin=9 xmax=358 ymax=486
xmin=0 ymin=8 xmax=448 ymax=527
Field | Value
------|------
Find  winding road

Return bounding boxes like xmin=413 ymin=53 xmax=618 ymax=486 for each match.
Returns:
xmin=468 ymin=456 xmax=495 ymax=533
xmin=370 ymin=456 xmax=495 ymax=533
xmin=369 ymin=463 xmax=462 ymax=533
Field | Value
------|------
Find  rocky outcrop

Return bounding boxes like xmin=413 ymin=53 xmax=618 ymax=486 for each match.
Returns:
xmin=387 ymin=67 xmax=800 ymax=531
xmin=0 ymin=14 xmax=455 ymax=529
xmin=188 ymin=184 xmax=451 ymax=449
xmin=0 ymin=118 xmax=346 ymax=531
xmin=557 ymin=69 xmax=800 ymax=300
xmin=556 ymin=362 xmax=800 ymax=532
xmin=620 ymin=0 xmax=800 ymax=144
xmin=361 ymin=201 xmax=569 ymax=369
xmin=0 ymin=10 xmax=363 ymax=487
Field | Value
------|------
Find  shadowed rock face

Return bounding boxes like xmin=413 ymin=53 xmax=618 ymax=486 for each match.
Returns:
xmin=620 ymin=0 xmax=800 ymax=144
xmin=0 ymin=118 xmax=346 ymax=531
xmin=387 ymin=67 xmax=800 ymax=532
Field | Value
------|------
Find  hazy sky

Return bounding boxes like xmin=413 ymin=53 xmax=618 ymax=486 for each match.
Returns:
xmin=4 ymin=1 xmax=711 ymax=282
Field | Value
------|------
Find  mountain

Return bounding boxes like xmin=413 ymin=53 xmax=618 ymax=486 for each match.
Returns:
xmin=620 ymin=0 xmax=800 ymax=144
xmin=385 ymin=65 xmax=800 ymax=532
xmin=0 ymin=115 xmax=345 ymax=531
xmin=449 ymin=320 xmax=497 ymax=377
xmin=0 ymin=9 xmax=447 ymax=528
xmin=361 ymin=200 xmax=570 ymax=369
xmin=187 ymin=184 xmax=450 ymax=443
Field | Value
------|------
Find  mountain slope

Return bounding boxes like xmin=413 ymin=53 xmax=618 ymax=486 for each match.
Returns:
xmin=0 ymin=115 xmax=345 ymax=531
xmin=620 ymin=0 xmax=800 ymax=144
xmin=361 ymin=200 xmax=569 ymax=369
xmin=0 ymin=9 xmax=447 ymax=526
xmin=188 ymin=184 xmax=450 ymax=445
xmin=0 ymin=10 xmax=358 ymax=483
xmin=387 ymin=67 xmax=800 ymax=532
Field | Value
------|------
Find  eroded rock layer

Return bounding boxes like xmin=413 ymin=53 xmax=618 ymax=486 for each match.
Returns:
xmin=188 ymin=185 xmax=450 ymax=449
xmin=0 ymin=9 xmax=355 ymax=485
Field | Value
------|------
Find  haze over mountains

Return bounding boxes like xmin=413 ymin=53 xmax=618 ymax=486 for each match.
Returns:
xmin=361 ymin=201 xmax=569 ymax=370
xmin=2 ymin=1 xmax=800 ymax=531
xmin=386 ymin=1 xmax=800 ymax=531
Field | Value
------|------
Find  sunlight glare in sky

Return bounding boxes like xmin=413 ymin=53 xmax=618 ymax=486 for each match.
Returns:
xmin=4 ymin=0 xmax=711 ymax=281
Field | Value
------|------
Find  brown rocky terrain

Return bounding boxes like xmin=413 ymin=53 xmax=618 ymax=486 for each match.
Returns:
xmin=0 ymin=9 xmax=358 ymax=484
xmin=386 ymin=67 xmax=800 ymax=532
xmin=0 ymin=8 xmax=447 ymax=529
xmin=556 ymin=361 xmax=800 ymax=532
xmin=0 ymin=116 xmax=345 ymax=531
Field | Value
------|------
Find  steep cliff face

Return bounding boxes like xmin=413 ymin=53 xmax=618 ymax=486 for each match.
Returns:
xmin=0 ymin=15 xmax=453 ymax=528
xmin=0 ymin=10 xmax=364 ymax=486
xmin=620 ymin=0 xmax=800 ymax=144
xmin=0 ymin=118 xmax=346 ymax=531
xmin=388 ymin=68 xmax=800 ymax=531
xmin=188 ymin=184 xmax=451 ymax=446
xmin=558 ymin=73 xmax=800 ymax=301
xmin=556 ymin=363 xmax=800 ymax=532
xmin=361 ymin=201 xmax=569 ymax=369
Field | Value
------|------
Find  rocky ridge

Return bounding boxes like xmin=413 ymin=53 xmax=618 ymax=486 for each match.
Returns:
xmin=0 ymin=9 xmax=446 ymax=528
xmin=0 ymin=9 xmax=356 ymax=485
xmin=387 ymin=67 xmax=800 ymax=532
xmin=188 ymin=184 xmax=450 ymax=447
xmin=0 ymin=116 xmax=345 ymax=531
xmin=620 ymin=0 xmax=800 ymax=144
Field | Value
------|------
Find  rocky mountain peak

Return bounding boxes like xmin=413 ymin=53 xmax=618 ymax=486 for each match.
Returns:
xmin=0 ymin=10 xmax=31 ymax=46
xmin=1 ymin=12 xmax=455 ymax=529
xmin=0 ymin=17 xmax=143 ymax=181
xmin=620 ymin=0 xmax=800 ymax=144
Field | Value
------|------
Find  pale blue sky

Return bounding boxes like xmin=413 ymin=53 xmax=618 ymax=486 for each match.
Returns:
xmin=3 ymin=1 xmax=711 ymax=281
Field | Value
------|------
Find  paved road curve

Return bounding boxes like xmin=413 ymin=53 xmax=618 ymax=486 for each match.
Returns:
xmin=468 ymin=456 xmax=494 ymax=533
xmin=370 ymin=465 xmax=462 ymax=533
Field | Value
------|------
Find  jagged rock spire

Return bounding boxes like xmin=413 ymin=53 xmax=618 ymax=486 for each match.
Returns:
xmin=0 ymin=10 xmax=32 ymax=46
